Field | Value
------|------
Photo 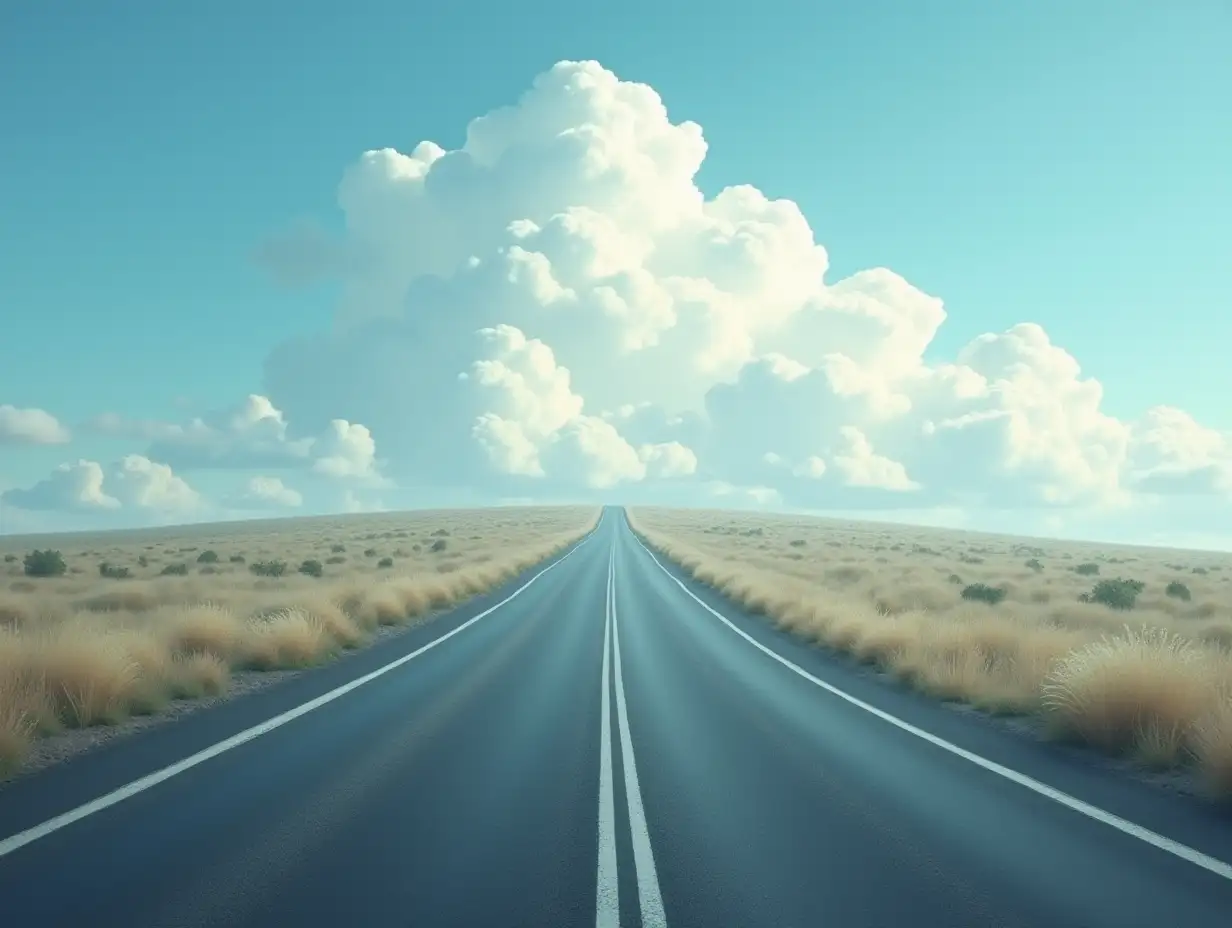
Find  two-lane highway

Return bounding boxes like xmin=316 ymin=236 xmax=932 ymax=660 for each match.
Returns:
xmin=1 ymin=506 xmax=1231 ymax=927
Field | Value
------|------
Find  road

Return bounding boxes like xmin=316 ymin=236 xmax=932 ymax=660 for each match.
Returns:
xmin=1 ymin=506 xmax=1231 ymax=926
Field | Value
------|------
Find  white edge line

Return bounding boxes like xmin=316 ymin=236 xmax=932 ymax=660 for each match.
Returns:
xmin=624 ymin=520 xmax=1232 ymax=883
xmin=610 ymin=540 xmax=669 ymax=927
xmin=595 ymin=544 xmax=620 ymax=928
xmin=0 ymin=531 xmax=596 ymax=860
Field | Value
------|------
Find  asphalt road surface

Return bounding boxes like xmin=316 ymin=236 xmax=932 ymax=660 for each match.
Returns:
xmin=2 ymin=507 xmax=1232 ymax=927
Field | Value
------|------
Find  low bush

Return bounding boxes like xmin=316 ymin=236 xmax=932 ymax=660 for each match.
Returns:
xmin=961 ymin=583 xmax=1007 ymax=605
xmin=1080 ymin=577 xmax=1145 ymax=611
xmin=1165 ymin=581 xmax=1192 ymax=602
xmin=23 ymin=550 xmax=66 ymax=577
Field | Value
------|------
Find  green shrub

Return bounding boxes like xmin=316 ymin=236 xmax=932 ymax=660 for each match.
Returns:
xmin=429 ymin=538 xmax=448 ymax=553
xmin=2 ymin=554 xmax=16 ymax=563
xmin=1074 ymin=563 xmax=1100 ymax=576
xmin=325 ymin=555 xmax=346 ymax=564
xmin=961 ymin=583 xmax=1006 ymax=605
xmin=431 ymin=528 xmax=450 ymax=537
xmin=23 ymin=549 xmax=67 ymax=577
xmin=1025 ymin=558 xmax=1044 ymax=572
xmin=1165 ymin=581 xmax=1192 ymax=602
xmin=363 ymin=548 xmax=378 ymax=558
xmin=137 ymin=555 xmax=149 ymax=567
xmin=249 ymin=560 xmax=287 ymax=577
xmin=947 ymin=573 xmax=963 ymax=585
xmin=1193 ymin=566 xmax=1208 ymax=575
xmin=160 ymin=562 xmax=190 ymax=576
xmin=196 ymin=550 xmax=220 ymax=564
xmin=1079 ymin=577 xmax=1144 ymax=610
xmin=330 ymin=543 xmax=345 ymax=553
xmin=98 ymin=562 xmax=132 ymax=579
xmin=298 ymin=559 xmax=324 ymax=578
xmin=229 ymin=554 xmax=246 ymax=564
xmin=377 ymin=556 xmax=394 ymax=568
xmin=789 ymin=538 xmax=806 ymax=547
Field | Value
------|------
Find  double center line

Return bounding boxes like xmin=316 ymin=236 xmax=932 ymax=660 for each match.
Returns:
xmin=596 ymin=541 xmax=666 ymax=928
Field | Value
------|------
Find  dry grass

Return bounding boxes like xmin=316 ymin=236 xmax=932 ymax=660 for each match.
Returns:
xmin=628 ymin=507 xmax=1232 ymax=797
xmin=0 ymin=506 xmax=598 ymax=776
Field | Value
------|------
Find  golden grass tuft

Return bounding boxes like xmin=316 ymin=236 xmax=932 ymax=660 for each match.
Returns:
xmin=1193 ymin=695 xmax=1232 ymax=794
xmin=1042 ymin=626 xmax=1219 ymax=766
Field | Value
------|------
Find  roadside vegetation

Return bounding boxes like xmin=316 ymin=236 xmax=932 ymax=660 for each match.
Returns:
xmin=0 ymin=506 xmax=598 ymax=777
xmin=627 ymin=507 xmax=1232 ymax=799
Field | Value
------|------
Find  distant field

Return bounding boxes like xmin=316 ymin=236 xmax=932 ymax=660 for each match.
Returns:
xmin=0 ymin=506 xmax=599 ymax=776
xmin=628 ymin=507 xmax=1232 ymax=797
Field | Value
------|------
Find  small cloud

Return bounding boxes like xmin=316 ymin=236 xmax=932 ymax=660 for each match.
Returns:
xmin=253 ymin=217 xmax=352 ymax=289
xmin=0 ymin=405 xmax=71 ymax=445
xmin=226 ymin=475 xmax=303 ymax=510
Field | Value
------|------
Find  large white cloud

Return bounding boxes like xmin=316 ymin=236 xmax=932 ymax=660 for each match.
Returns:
xmin=2 ymin=456 xmax=199 ymax=514
xmin=225 ymin=59 xmax=1228 ymax=513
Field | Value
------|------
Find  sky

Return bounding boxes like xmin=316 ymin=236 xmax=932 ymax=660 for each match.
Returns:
xmin=1 ymin=0 xmax=1230 ymax=549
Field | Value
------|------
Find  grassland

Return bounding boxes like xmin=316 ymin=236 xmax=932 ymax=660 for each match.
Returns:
xmin=628 ymin=507 xmax=1232 ymax=798
xmin=0 ymin=506 xmax=598 ymax=777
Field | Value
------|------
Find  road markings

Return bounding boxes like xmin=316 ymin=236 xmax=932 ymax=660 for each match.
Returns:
xmin=626 ymin=520 xmax=1232 ymax=884
xmin=0 ymin=531 xmax=596 ymax=861
xmin=611 ymin=543 xmax=668 ymax=927
xmin=595 ymin=546 xmax=620 ymax=928
xmin=596 ymin=543 xmax=668 ymax=928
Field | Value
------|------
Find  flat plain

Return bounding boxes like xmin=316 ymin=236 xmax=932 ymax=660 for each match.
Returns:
xmin=628 ymin=506 xmax=1232 ymax=798
xmin=0 ymin=505 xmax=598 ymax=777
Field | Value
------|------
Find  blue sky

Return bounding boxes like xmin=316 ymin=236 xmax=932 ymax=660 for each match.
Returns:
xmin=2 ymin=1 xmax=1230 ymax=547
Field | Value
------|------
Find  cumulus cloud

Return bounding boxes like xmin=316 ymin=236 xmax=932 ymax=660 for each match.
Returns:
xmin=108 ymin=455 xmax=202 ymax=511
xmin=2 ymin=456 xmax=199 ymax=514
xmin=237 ymin=59 xmax=1226 ymax=514
xmin=89 ymin=395 xmax=388 ymax=486
xmin=1126 ymin=406 xmax=1232 ymax=496
xmin=226 ymin=475 xmax=303 ymax=510
xmin=0 ymin=405 xmax=71 ymax=445
xmin=1 ymin=461 xmax=119 ymax=511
